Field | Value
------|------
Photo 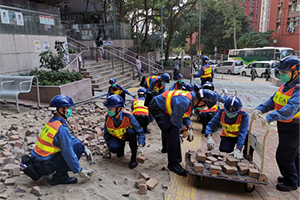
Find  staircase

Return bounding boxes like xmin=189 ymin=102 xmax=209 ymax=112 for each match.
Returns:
xmin=81 ymin=59 xmax=151 ymax=92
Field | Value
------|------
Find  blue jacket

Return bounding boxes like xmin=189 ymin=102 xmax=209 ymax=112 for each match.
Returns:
xmin=103 ymin=110 xmax=146 ymax=146
xmin=107 ymin=84 xmax=131 ymax=98
xmin=193 ymin=64 xmax=214 ymax=79
xmin=131 ymin=96 xmax=154 ymax=123
xmin=169 ymin=82 xmax=184 ymax=91
xmin=143 ymin=76 xmax=165 ymax=94
xmin=31 ymin=115 xmax=82 ymax=174
xmin=153 ymin=92 xmax=196 ymax=129
xmin=256 ymin=77 xmax=300 ymax=123
xmin=205 ymin=109 xmax=249 ymax=149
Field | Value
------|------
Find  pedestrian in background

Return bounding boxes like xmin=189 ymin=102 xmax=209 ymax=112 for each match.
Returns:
xmin=136 ymin=55 xmax=142 ymax=81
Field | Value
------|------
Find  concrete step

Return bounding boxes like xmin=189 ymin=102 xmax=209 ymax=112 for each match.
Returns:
xmin=91 ymin=66 xmax=133 ymax=84
xmin=82 ymin=60 xmax=122 ymax=72
xmin=93 ymin=75 xmax=135 ymax=92
xmin=86 ymin=64 xmax=132 ymax=79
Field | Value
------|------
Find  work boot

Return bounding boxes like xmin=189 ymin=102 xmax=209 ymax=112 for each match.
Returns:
xmin=276 ymin=183 xmax=298 ymax=191
xmin=128 ymin=159 xmax=138 ymax=169
xmin=161 ymin=148 xmax=167 ymax=153
xmin=278 ymin=176 xmax=300 ymax=186
xmin=50 ymin=170 xmax=77 ymax=186
xmin=168 ymin=163 xmax=187 ymax=177
xmin=116 ymin=151 xmax=124 ymax=157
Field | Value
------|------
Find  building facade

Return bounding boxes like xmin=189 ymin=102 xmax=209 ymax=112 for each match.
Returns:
xmin=259 ymin=0 xmax=271 ymax=32
xmin=269 ymin=0 xmax=300 ymax=53
xmin=242 ymin=0 xmax=262 ymax=31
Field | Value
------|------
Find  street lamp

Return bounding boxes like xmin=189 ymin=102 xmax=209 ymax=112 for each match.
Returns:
xmin=161 ymin=0 xmax=164 ymax=69
xmin=198 ymin=0 xmax=202 ymax=70
xmin=214 ymin=46 xmax=217 ymax=60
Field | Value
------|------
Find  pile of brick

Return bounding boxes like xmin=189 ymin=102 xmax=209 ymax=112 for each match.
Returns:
xmin=187 ymin=149 xmax=260 ymax=181
xmin=134 ymin=172 xmax=159 ymax=195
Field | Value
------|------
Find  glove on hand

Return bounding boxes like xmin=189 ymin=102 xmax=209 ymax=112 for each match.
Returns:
xmin=251 ymin=109 xmax=262 ymax=120
xmin=186 ymin=129 xmax=194 ymax=142
xmin=261 ymin=116 xmax=269 ymax=127
xmin=84 ymin=146 xmax=93 ymax=163
xmin=79 ymin=168 xmax=93 ymax=179
xmin=222 ymin=88 xmax=228 ymax=94
xmin=229 ymin=149 xmax=243 ymax=159
xmin=207 ymin=135 xmax=215 ymax=150
xmin=102 ymin=145 xmax=111 ymax=158
xmin=137 ymin=146 xmax=144 ymax=155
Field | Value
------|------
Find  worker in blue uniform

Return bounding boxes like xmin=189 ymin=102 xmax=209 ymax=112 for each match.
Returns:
xmin=205 ymin=96 xmax=253 ymax=159
xmin=252 ymin=56 xmax=299 ymax=191
xmin=107 ymin=78 xmax=135 ymax=101
xmin=181 ymin=83 xmax=194 ymax=91
xmin=148 ymin=89 xmax=217 ymax=176
xmin=29 ymin=95 xmax=93 ymax=186
xmin=191 ymin=56 xmax=214 ymax=85
xmin=131 ymin=87 xmax=153 ymax=134
xmin=169 ymin=74 xmax=185 ymax=91
xmin=143 ymin=73 xmax=170 ymax=106
xmin=103 ymin=95 xmax=146 ymax=169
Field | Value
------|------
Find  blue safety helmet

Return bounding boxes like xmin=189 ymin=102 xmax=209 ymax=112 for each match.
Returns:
xmin=202 ymin=56 xmax=209 ymax=61
xmin=193 ymin=83 xmax=203 ymax=92
xmin=224 ymin=96 xmax=242 ymax=114
xmin=203 ymin=81 xmax=214 ymax=91
xmin=137 ymin=87 xmax=147 ymax=95
xmin=177 ymin=74 xmax=184 ymax=79
xmin=109 ymin=78 xmax=117 ymax=84
xmin=277 ymin=56 xmax=300 ymax=71
xmin=49 ymin=95 xmax=74 ymax=110
xmin=160 ymin=73 xmax=170 ymax=83
xmin=182 ymin=83 xmax=193 ymax=91
xmin=104 ymin=95 xmax=125 ymax=108
xmin=197 ymin=89 xmax=217 ymax=109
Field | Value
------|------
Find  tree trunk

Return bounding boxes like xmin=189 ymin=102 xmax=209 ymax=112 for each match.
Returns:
xmin=233 ymin=15 xmax=237 ymax=49
xmin=103 ymin=0 xmax=108 ymax=23
xmin=134 ymin=0 xmax=139 ymax=51
xmin=142 ymin=0 xmax=149 ymax=43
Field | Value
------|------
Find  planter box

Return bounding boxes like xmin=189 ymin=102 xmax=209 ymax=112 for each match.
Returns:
xmin=19 ymin=79 xmax=93 ymax=103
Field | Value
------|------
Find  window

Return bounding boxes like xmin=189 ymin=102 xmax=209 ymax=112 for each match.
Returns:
xmin=276 ymin=23 xmax=281 ymax=33
xmin=289 ymin=5 xmax=295 ymax=12
xmin=256 ymin=63 xmax=264 ymax=68
xmin=278 ymin=7 xmax=282 ymax=15
xmin=296 ymin=4 xmax=300 ymax=11
xmin=263 ymin=63 xmax=270 ymax=68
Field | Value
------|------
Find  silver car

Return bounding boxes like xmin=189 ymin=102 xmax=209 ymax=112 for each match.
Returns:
xmin=214 ymin=60 xmax=244 ymax=74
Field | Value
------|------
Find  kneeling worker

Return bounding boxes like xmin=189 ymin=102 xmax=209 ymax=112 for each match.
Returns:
xmin=103 ymin=95 xmax=145 ymax=169
xmin=148 ymin=89 xmax=217 ymax=176
xmin=29 ymin=95 xmax=93 ymax=186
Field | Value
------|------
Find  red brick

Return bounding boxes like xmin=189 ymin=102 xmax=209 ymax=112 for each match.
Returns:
xmin=249 ymin=168 xmax=260 ymax=178
xmin=4 ymin=178 xmax=15 ymax=186
xmin=139 ymin=172 xmax=150 ymax=180
xmin=138 ymin=184 xmax=147 ymax=195
xmin=207 ymin=156 xmax=218 ymax=163
xmin=146 ymin=178 xmax=158 ymax=191
xmin=238 ymin=166 xmax=249 ymax=175
xmin=196 ymin=152 xmax=206 ymax=162
xmin=30 ymin=186 xmax=42 ymax=196
xmin=137 ymin=154 xmax=146 ymax=164
xmin=135 ymin=179 xmax=146 ymax=188
xmin=226 ymin=156 xmax=239 ymax=167
xmin=209 ymin=165 xmax=222 ymax=174
xmin=193 ymin=162 xmax=204 ymax=172
xmin=223 ymin=165 xmax=234 ymax=175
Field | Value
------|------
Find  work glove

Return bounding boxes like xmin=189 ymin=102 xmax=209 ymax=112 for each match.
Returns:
xmin=206 ymin=135 xmax=215 ymax=150
xmin=79 ymin=168 xmax=93 ymax=179
xmin=84 ymin=146 xmax=93 ymax=163
xmin=251 ymin=109 xmax=262 ymax=120
xmin=190 ymin=73 xmax=194 ymax=77
xmin=230 ymin=149 xmax=243 ymax=159
xmin=102 ymin=144 xmax=111 ymax=158
xmin=261 ymin=116 xmax=269 ymax=127
xmin=222 ymin=88 xmax=228 ymax=94
xmin=137 ymin=146 xmax=144 ymax=155
xmin=186 ymin=129 xmax=194 ymax=142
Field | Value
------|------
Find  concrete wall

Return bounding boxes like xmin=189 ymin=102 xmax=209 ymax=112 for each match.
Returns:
xmin=0 ymin=34 xmax=67 ymax=75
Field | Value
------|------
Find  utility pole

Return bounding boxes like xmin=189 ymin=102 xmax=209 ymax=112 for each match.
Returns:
xmin=161 ymin=0 xmax=164 ymax=70
xmin=198 ymin=0 xmax=202 ymax=70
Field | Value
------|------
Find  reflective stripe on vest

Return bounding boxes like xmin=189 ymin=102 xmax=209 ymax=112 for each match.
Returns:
xmin=201 ymin=66 xmax=213 ymax=78
xmin=132 ymin=99 xmax=149 ymax=116
xmin=162 ymin=90 xmax=192 ymax=118
xmin=199 ymin=104 xmax=218 ymax=113
xmin=174 ymin=83 xmax=182 ymax=90
xmin=273 ymin=85 xmax=300 ymax=123
xmin=220 ymin=111 xmax=242 ymax=137
xmin=110 ymin=85 xmax=122 ymax=95
xmin=34 ymin=121 xmax=62 ymax=157
xmin=146 ymin=76 xmax=164 ymax=92
xmin=106 ymin=110 xmax=133 ymax=140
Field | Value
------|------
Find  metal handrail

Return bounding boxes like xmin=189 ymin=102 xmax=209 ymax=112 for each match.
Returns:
xmin=106 ymin=46 xmax=161 ymax=72
xmin=67 ymin=36 xmax=90 ymax=51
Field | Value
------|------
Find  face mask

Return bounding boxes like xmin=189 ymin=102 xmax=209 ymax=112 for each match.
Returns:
xmin=280 ymin=73 xmax=291 ymax=83
xmin=112 ymin=84 xmax=116 ymax=88
xmin=197 ymin=107 xmax=206 ymax=110
xmin=178 ymin=80 xmax=183 ymax=84
xmin=161 ymin=81 xmax=166 ymax=85
xmin=65 ymin=108 xmax=72 ymax=118
xmin=226 ymin=112 xmax=237 ymax=118
xmin=107 ymin=110 xmax=115 ymax=117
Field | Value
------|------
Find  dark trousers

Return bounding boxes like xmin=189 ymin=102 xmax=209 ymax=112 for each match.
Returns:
xmin=198 ymin=112 xmax=216 ymax=133
xmin=174 ymin=69 xmax=179 ymax=80
xmin=35 ymin=139 xmax=84 ymax=176
xmin=107 ymin=128 xmax=137 ymax=161
xmin=219 ymin=134 xmax=254 ymax=158
xmin=148 ymin=100 xmax=182 ymax=165
xmin=201 ymin=77 xmax=213 ymax=85
xmin=134 ymin=115 xmax=149 ymax=133
xmin=276 ymin=122 xmax=299 ymax=186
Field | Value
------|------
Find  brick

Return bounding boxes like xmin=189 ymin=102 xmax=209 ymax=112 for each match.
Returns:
xmin=30 ymin=186 xmax=42 ymax=196
xmin=223 ymin=165 xmax=234 ymax=175
xmin=0 ymin=194 xmax=8 ymax=199
xmin=249 ymin=168 xmax=260 ymax=178
xmin=162 ymin=182 xmax=169 ymax=189
xmin=146 ymin=178 xmax=158 ymax=191
xmin=137 ymin=154 xmax=146 ymax=164
xmin=138 ymin=184 xmax=147 ymax=195
xmin=9 ymin=193 xmax=25 ymax=198
xmin=9 ymin=167 xmax=20 ymax=177
xmin=188 ymin=149 xmax=196 ymax=154
xmin=2 ymin=164 xmax=19 ymax=172
xmin=211 ymin=150 xmax=220 ymax=158
xmin=139 ymin=172 xmax=150 ymax=180
xmin=13 ymin=141 xmax=23 ymax=148
xmin=214 ymin=162 xmax=220 ymax=166
xmin=190 ymin=155 xmax=197 ymax=164
xmin=25 ymin=137 xmax=36 ymax=145
xmin=193 ymin=162 xmax=204 ymax=172
xmin=205 ymin=151 xmax=212 ymax=157
xmin=238 ymin=166 xmax=249 ymax=175
xmin=0 ymin=183 xmax=5 ymax=193
xmin=135 ymin=179 xmax=146 ymax=188
xmin=1 ymin=151 xmax=12 ymax=157
xmin=4 ymin=178 xmax=15 ymax=186
xmin=9 ymin=135 xmax=19 ymax=141
xmin=207 ymin=156 xmax=218 ymax=163
xmin=217 ymin=157 xmax=224 ymax=161
xmin=122 ymin=190 xmax=130 ymax=197
xmin=15 ymin=185 xmax=27 ymax=193
xmin=196 ymin=152 xmax=206 ymax=162
xmin=226 ymin=156 xmax=239 ymax=167
xmin=218 ymin=161 xmax=227 ymax=167
xmin=209 ymin=165 xmax=222 ymax=174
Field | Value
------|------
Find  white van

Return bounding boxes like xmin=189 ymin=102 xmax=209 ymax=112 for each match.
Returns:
xmin=240 ymin=61 xmax=279 ymax=77
xmin=214 ymin=60 xmax=244 ymax=74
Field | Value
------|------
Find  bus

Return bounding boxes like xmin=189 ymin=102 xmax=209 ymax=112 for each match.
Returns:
xmin=228 ymin=47 xmax=294 ymax=65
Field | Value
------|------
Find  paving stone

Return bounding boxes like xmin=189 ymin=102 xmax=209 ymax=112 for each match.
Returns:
xmin=15 ymin=185 xmax=27 ymax=193
xmin=209 ymin=165 xmax=222 ymax=174
xmin=2 ymin=164 xmax=19 ymax=172
xmin=0 ymin=194 xmax=8 ymax=199
xmin=196 ymin=152 xmax=206 ymax=162
xmin=146 ymin=178 xmax=158 ymax=191
xmin=4 ymin=178 xmax=15 ymax=186
xmin=137 ymin=154 xmax=146 ymax=164
xmin=0 ymin=182 xmax=5 ymax=193
xmin=238 ymin=165 xmax=249 ymax=175
xmin=138 ymin=184 xmax=147 ymax=195
xmin=135 ymin=178 xmax=146 ymax=188
xmin=226 ymin=156 xmax=239 ymax=167
xmin=193 ymin=162 xmax=204 ymax=172
xmin=249 ymin=168 xmax=260 ymax=178
xmin=122 ymin=190 xmax=130 ymax=197
xmin=223 ymin=165 xmax=234 ymax=175
xmin=139 ymin=172 xmax=150 ymax=180
xmin=207 ymin=156 xmax=218 ymax=163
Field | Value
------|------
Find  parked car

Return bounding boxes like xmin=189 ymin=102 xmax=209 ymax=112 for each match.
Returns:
xmin=214 ymin=60 xmax=244 ymax=74
xmin=209 ymin=60 xmax=218 ymax=69
xmin=240 ymin=61 xmax=279 ymax=77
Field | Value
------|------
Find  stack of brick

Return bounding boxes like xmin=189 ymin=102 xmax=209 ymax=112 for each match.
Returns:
xmin=135 ymin=172 xmax=159 ymax=195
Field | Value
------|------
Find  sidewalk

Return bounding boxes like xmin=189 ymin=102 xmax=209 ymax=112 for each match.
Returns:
xmin=166 ymin=111 xmax=299 ymax=200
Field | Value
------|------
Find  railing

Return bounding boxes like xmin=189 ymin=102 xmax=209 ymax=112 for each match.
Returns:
xmin=105 ymin=46 xmax=162 ymax=74
xmin=63 ymin=36 xmax=90 ymax=71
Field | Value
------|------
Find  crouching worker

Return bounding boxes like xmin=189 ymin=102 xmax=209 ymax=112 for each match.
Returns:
xmin=25 ymin=95 xmax=93 ymax=186
xmin=103 ymin=95 xmax=146 ymax=169
xmin=205 ymin=96 xmax=253 ymax=159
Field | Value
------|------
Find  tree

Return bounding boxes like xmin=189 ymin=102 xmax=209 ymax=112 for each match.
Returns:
xmin=238 ymin=31 xmax=274 ymax=48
